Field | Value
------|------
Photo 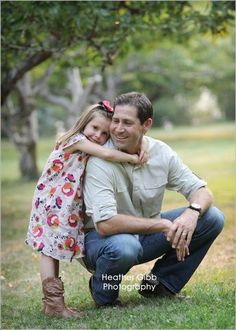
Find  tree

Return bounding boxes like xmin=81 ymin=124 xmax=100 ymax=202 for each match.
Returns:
xmin=2 ymin=1 xmax=234 ymax=104
xmin=103 ymin=24 xmax=235 ymax=125
xmin=39 ymin=66 xmax=102 ymax=129
xmin=1 ymin=0 xmax=234 ymax=180
xmin=2 ymin=73 xmax=41 ymax=179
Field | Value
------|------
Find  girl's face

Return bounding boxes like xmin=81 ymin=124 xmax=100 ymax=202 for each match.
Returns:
xmin=83 ymin=113 xmax=111 ymax=145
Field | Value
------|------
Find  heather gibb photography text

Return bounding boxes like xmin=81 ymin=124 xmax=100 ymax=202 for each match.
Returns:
xmin=102 ymin=274 xmax=157 ymax=292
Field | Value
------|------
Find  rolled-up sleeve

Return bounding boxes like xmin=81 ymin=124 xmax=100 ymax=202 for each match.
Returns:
xmin=83 ymin=158 xmax=117 ymax=226
xmin=166 ymin=150 xmax=207 ymax=200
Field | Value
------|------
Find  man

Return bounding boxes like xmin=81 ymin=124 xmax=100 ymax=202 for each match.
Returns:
xmin=82 ymin=92 xmax=224 ymax=307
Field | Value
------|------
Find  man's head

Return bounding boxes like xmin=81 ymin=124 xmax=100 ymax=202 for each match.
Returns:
xmin=113 ymin=92 xmax=153 ymax=124
xmin=110 ymin=92 xmax=153 ymax=154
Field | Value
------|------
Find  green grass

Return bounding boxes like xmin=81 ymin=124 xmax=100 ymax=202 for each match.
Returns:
xmin=1 ymin=122 xmax=235 ymax=329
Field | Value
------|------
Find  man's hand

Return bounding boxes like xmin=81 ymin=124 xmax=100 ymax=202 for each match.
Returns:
xmin=176 ymin=241 xmax=190 ymax=261
xmin=165 ymin=208 xmax=199 ymax=259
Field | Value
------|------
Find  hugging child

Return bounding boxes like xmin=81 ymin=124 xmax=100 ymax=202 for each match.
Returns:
xmin=26 ymin=101 xmax=147 ymax=318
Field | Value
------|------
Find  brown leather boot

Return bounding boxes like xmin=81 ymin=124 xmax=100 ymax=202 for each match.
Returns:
xmin=42 ymin=277 xmax=80 ymax=318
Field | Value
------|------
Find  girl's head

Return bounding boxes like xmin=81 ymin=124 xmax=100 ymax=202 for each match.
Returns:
xmin=58 ymin=101 xmax=113 ymax=145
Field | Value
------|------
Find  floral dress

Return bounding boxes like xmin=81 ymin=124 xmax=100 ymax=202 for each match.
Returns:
xmin=25 ymin=133 xmax=89 ymax=261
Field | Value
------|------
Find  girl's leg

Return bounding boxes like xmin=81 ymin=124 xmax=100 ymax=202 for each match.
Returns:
xmin=40 ymin=254 xmax=80 ymax=318
xmin=40 ymin=254 xmax=59 ymax=281
xmin=54 ymin=258 xmax=59 ymax=278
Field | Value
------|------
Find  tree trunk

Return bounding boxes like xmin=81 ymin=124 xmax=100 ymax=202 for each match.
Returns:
xmin=17 ymin=139 xmax=38 ymax=180
xmin=13 ymin=109 xmax=39 ymax=180
xmin=1 ymin=50 xmax=52 ymax=106
xmin=2 ymin=74 xmax=40 ymax=180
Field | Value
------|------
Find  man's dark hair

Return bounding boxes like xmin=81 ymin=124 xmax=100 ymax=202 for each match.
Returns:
xmin=113 ymin=92 xmax=153 ymax=124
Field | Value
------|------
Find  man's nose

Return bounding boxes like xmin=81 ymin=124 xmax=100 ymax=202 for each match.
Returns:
xmin=116 ymin=123 xmax=125 ymax=132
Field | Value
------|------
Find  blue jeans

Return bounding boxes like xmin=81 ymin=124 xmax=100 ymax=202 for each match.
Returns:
xmin=83 ymin=206 xmax=224 ymax=305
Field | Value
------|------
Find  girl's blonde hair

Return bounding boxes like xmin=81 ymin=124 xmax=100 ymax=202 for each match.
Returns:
xmin=57 ymin=104 xmax=113 ymax=145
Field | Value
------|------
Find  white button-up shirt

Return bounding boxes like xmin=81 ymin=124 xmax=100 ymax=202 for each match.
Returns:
xmin=83 ymin=137 xmax=206 ymax=229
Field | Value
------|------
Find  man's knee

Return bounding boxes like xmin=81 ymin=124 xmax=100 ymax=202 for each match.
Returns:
xmin=106 ymin=234 xmax=143 ymax=266
xmin=203 ymin=206 xmax=225 ymax=234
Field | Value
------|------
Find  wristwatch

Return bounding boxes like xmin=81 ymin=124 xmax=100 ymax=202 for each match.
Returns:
xmin=188 ymin=203 xmax=202 ymax=216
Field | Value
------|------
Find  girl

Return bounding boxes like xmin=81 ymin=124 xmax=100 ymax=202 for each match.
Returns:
xmin=25 ymin=101 xmax=147 ymax=318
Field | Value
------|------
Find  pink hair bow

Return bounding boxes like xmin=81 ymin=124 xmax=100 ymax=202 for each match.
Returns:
xmin=99 ymin=100 xmax=113 ymax=113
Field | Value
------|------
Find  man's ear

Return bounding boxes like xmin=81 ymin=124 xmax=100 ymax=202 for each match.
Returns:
xmin=143 ymin=118 xmax=153 ymax=133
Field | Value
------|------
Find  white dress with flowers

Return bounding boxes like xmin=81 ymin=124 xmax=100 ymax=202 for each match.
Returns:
xmin=25 ymin=133 xmax=89 ymax=261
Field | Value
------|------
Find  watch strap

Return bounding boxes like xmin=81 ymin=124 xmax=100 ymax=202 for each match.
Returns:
xmin=188 ymin=205 xmax=201 ymax=215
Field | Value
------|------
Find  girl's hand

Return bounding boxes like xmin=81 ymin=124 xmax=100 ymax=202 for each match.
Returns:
xmin=129 ymin=154 xmax=142 ymax=165
xmin=139 ymin=150 xmax=148 ymax=164
xmin=139 ymin=136 xmax=149 ymax=164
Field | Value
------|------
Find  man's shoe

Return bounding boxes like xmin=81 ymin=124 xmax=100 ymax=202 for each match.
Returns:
xmin=101 ymin=299 xmax=123 ymax=308
xmin=138 ymin=273 xmax=176 ymax=299
xmin=89 ymin=276 xmax=123 ymax=308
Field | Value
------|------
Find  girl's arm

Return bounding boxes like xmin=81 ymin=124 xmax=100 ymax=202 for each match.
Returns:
xmin=64 ymin=138 xmax=141 ymax=164
xmin=139 ymin=136 xmax=149 ymax=163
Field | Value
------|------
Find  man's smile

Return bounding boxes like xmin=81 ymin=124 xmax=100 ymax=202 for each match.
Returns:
xmin=114 ymin=136 xmax=128 ymax=141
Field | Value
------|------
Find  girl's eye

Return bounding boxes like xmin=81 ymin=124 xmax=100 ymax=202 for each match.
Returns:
xmin=93 ymin=126 xmax=98 ymax=130
xmin=102 ymin=132 xmax=108 ymax=136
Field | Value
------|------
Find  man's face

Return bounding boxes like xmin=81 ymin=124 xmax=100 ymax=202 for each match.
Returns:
xmin=110 ymin=104 xmax=151 ymax=154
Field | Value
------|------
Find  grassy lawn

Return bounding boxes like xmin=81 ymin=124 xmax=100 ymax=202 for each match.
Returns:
xmin=1 ymin=122 xmax=235 ymax=329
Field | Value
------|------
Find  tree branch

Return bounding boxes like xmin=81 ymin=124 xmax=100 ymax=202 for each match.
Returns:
xmin=40 ymin=89 xmax=72 ymax=111
xmin=1 ymin=50 xmax=52 ymax=105
xmin=32 ymin=65 xmax=54 ymax=95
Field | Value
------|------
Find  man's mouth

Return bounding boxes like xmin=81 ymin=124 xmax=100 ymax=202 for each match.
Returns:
xmin=114 ymin=136 xmax=128 ymax=142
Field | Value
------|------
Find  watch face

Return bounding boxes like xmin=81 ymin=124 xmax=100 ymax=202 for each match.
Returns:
xmin=191 ymin=203 xmax=201 ymax=210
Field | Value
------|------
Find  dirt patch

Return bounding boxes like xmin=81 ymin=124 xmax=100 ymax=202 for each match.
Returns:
xmin=201 ymin=227 xmax=236 ymax=268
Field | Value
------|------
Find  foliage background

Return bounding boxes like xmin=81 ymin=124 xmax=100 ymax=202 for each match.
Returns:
xmin=1 ymin=1 xmax=235 ymax=179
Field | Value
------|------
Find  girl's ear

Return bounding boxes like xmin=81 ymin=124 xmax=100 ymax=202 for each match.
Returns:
xmin=143 ymin=118 xmax=153 ymax=133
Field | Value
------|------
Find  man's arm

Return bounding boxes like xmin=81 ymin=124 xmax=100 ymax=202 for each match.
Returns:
xmin=97 ymin=213 xmax=173 ymax=236
xmin=189 ymin=186 xmax=213 ymax=214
